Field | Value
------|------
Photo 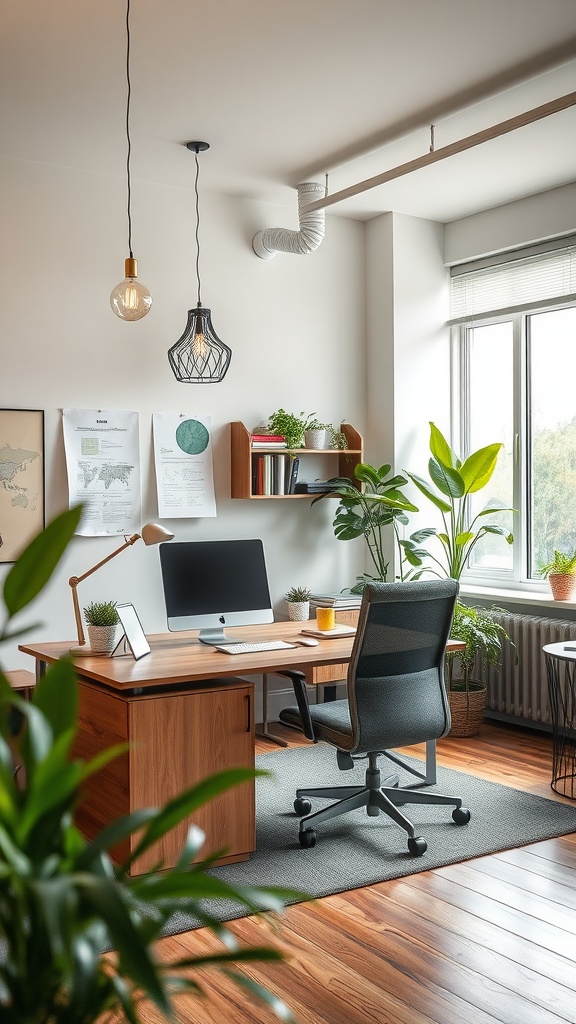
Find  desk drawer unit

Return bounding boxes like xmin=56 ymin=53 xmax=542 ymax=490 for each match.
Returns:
xmin=74 ymin=678 xmax=255 ymax=874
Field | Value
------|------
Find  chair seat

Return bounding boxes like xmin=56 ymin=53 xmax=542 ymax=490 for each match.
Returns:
xmin=280 ymin=698 xmax=354 ymax=747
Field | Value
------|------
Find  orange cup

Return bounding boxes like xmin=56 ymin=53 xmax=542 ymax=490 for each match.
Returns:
xmin=316 ymin=607 xmax=336 ymax=631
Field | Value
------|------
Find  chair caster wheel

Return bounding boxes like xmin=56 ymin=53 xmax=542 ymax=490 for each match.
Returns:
xmin=299 ymin=828 xmax=317 ymax=848
xmin=407 ymin=836 xmax=427 ymax=856
xmin=453 ymin=806 xmax=471 ymax=825
xmin=294 ymin=797 xmax=312 ymax=816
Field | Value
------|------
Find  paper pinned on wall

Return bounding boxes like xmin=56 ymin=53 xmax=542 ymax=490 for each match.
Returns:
xmin=62 ymin=408 xmax=141 ymax=536
xmin=152 ymin=413 xmax=217 ymax=518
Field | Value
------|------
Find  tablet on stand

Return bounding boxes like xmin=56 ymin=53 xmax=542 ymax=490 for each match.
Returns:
xmin=112 ymin=603 xmax=151 ymax=660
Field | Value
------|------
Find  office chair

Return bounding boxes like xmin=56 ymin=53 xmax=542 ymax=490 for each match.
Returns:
xmin=278 ymin=579 xmax=470 ymax=856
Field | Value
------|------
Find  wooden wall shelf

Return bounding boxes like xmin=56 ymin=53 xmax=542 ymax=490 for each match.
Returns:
xmin=230 ymin=421 xmax=363 ymax=499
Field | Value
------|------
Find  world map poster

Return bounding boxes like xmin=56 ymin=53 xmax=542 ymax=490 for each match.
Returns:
xmin=0 ymin=408 xmax=44 ymax=562
xmin=62 ymin=408 xmax=141 ymax=536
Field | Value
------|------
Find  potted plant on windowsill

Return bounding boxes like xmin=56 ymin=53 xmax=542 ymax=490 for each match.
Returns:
xmin=0 ymin=508 xmax=298 ymax=1023
xmin=402 ymin=422 xmax=515 ymax=736
xmin=537 ymin=549 xmax=576 ymax=601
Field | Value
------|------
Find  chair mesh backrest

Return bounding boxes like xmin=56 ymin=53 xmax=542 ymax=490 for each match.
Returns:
xmin=346 ymin=579 xmax=458 ymax=754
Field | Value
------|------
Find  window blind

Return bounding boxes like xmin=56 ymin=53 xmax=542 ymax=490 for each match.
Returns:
xmin=450 ymin=242 xmax=576 ymax=322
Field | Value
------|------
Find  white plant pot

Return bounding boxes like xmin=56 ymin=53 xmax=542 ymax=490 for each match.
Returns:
xmin=304 ymin=429 xmax=330 ymax=449
xmin=87 ymin=623 xmax=118 ymax=654
xmin=287 ymin=601 xmax=310 ymax=621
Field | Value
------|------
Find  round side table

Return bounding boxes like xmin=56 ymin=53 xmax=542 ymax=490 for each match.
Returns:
xmin=543 ymin=642 xmax=576 ymax=800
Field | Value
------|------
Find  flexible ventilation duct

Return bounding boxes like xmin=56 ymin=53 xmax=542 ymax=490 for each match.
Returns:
xmin=252 ymin=181 xmax=325 ymax=259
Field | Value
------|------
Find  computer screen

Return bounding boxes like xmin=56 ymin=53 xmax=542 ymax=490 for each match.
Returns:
xmin=159 ymin=538 xmax=274 ymax=644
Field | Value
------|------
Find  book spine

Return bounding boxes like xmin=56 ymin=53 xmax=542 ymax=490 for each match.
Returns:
xmin=287 ymin=456 xmax=299 ymax=494
xmin=274 ymin=453 xmax=286 ymax=494
xmin=262 ymin=453 xmax=273 ymax=495
xmin=252 ymin=453 xmax=264 ymax=495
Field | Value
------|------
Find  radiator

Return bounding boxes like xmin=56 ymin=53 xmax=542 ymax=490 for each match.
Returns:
xmin=482 ymin=611 xmax=576 ymax=727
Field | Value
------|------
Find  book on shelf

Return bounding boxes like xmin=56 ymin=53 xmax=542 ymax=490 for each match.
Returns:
xmin=294 ymin=481 xmax=340 ymax=494
xmin=286 ymin=455 xmax=299 ymax=494
xmin=251 ymin=433 xmax=286 ymax=448
xmin=252 ymin=451 xmax=297 ymax=495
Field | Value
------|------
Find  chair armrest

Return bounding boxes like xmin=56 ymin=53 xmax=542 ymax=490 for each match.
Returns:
xmin=277 ymin=670 xmax=317 ymax=742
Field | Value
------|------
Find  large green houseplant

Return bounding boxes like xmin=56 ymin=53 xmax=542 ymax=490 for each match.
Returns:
xmin=403 ymin=423 xmax=515 ymax=735
xmin=311 ymin=462 xmax=418 ymax=593
xmin=0 ymin=508 xmax=298 ymax=1023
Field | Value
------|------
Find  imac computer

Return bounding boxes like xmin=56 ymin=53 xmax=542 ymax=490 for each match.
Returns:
xmin=159 ymin=538 xmax=274 ymax=645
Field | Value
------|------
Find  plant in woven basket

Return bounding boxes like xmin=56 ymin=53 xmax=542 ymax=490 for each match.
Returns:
xmin=444 ymin=602 xmax=516 ymax=738
xmin=0 ymin=508 xmax=299 ymax=1023
xmin=445 ymin=602 xmax=514 ymax=693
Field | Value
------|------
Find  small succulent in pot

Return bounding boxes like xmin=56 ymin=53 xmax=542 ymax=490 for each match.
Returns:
xmin=83 ymin=599 xmax=120 ymax=626
xmin=285 ymin=586 xmax=312 ymax=603
xmin=285 ymin=586 xmax=312 ymax=621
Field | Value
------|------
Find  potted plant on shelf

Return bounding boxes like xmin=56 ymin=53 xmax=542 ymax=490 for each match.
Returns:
xmin=0 ymin=508 xmax=297 ymax=1023
xmin=537 ymin=549 xmax=576 ymax=601
xmin=83 ymin=598 xmax=120 ymax=653
xmin=304 ymin=420 xmax=349 ymax=450
xmin=403 ymin=422 xmax=515 ymax=735
xmin=267 ymin=409 xmax=317 ymax=449
xmin=285 ymin=585 xmax=312 ymax=621
xmin=311 ymin=462 xmax=418 ymax=593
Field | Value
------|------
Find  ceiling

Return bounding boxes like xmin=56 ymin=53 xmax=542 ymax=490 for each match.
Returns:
xmin=2 ymin=0 xmax=576 ymax=223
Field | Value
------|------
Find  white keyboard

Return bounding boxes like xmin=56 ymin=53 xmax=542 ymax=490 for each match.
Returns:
xmin=214 ymin=640 xmax=297 ymax=655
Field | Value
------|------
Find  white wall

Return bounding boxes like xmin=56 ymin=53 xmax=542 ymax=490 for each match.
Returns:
xmin=0 ymin=155 xmax=366 ymax=671
xmin=366 ymin=212 xmax=450 ymax=577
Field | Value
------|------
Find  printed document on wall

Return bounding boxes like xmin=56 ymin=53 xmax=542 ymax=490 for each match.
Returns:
xmin=62 ymin=409 xmax=141 ymax=536
xmin=153 ymin=412 xmax=216 ymax=517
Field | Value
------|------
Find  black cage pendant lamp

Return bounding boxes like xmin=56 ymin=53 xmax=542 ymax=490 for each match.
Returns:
xmin=110 ymin=0 xmax=151 ymax=321
xmin=168 ymin=142 xmax=231 ymax=383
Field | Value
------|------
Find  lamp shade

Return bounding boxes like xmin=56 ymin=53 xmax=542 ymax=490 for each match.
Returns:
xmin=168 ymin=304 xmax=232 ymax=384
xmin=141 ymin=522 xmax=174 ymax=545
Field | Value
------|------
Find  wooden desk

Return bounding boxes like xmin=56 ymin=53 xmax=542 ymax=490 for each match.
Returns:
xmin=20 ymin=622 xmax=464 ymax=874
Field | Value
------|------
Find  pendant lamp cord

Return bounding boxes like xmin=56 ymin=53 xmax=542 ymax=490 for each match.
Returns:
xmin=125 ymin=0 xmax=133 ymax=259
xmin=194 ymin=150 xmax=202 ymax=306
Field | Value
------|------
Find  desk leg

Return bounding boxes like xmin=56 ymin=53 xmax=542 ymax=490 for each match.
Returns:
xmin=255 ymin=673 xmax=288 ymax=747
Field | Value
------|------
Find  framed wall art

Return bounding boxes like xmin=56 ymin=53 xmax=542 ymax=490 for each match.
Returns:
xmin=0 ymin=408 xmax=45 ymax=563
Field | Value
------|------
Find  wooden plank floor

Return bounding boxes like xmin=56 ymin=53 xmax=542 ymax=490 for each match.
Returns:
xmin=144 ymin=722 xmax=576 ymax=1024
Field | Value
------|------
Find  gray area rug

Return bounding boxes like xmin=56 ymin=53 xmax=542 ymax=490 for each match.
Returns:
xmin=165 ymin=741 xmax=576 ymax=935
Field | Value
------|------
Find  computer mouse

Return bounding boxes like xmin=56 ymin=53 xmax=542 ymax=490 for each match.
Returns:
xmin=294 ymin=637 xmax=320 ymax=647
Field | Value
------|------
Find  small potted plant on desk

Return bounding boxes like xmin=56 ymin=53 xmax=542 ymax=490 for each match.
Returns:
xmin=537 ymin=549 xmax=576 ymax=601
xmin=83 ymin=599 xmax=120 ymax=654
xmin=285 ymin=585 xmax=312 ymax=621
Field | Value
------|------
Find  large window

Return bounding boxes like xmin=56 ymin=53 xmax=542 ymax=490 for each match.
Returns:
xmin=451 ymin=241 xmax=576 ymax=588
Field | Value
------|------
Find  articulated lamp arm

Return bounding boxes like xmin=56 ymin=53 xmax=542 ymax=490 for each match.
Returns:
xmin=68 ymin=523 xmax=173 ymax=651
xmin=69 ymin=533 xmax=141 ymax=648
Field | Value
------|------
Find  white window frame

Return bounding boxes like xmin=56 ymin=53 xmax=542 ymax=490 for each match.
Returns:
xmin=450 ymin=239 xmax=576 ymax=595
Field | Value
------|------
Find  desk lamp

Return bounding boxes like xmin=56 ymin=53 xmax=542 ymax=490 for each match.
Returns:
xmin=69 ymin=522 xmax=174 ymax=656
